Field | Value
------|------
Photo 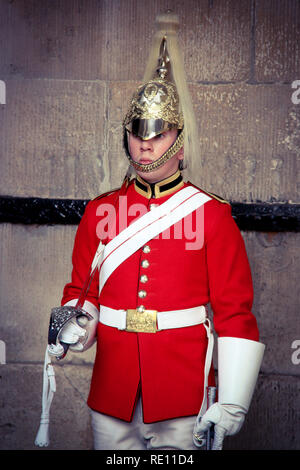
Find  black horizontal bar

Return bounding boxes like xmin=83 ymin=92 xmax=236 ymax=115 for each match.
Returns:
xmin=0 ymin=196 xmax=88 ymax=226
xmin=0 ymin=196 xmax=299 ymax=232
xmin=231 ymin=202 xmax=300 ymax=232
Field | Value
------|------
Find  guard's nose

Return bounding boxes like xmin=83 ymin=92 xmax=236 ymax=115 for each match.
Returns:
xmin=140 ymin=139 xmax=153 ymax=151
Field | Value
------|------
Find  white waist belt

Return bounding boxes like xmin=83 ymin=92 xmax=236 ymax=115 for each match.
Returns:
xmin=99 ymin=305 xmax=207 ymax=331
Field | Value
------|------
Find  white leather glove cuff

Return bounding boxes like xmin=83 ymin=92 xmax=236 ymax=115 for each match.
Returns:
xmin=193 ymin=337 xmax=265 ymax=450
xmin=218 ymin=337 xmax=265 ymax=410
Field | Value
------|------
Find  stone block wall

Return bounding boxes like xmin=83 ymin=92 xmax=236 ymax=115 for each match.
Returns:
xmin=0 ymin=0 xmax=299 ymax=450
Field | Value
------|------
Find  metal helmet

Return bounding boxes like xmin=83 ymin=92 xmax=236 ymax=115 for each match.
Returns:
xmin=124 ymin=37 xmax=184 ymax=140
xmin=123 ymin=12 xmax=196 ymax=174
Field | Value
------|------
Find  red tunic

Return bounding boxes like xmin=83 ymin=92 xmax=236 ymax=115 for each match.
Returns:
xmin=61 ymin=178 xmax=259 ymax=423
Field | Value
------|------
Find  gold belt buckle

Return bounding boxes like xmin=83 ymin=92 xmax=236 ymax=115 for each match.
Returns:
xmin=126 ymin=309 xmax=157 ymax=333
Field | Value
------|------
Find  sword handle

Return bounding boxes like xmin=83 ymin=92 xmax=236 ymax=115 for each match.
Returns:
xmin=56 ymin=341 xmax=69 ymax=361
xmin=206 ymin=386 xmax=217 ymax=450
xmin=58 ymin=250 xmax=101 ymax=359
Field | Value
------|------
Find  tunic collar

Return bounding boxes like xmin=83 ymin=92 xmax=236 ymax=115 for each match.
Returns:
xmin=134 ymin=170 xmax=184 ymax=199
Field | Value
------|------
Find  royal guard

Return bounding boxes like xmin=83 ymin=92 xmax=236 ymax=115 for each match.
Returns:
xmin=35 ymin=13 xmax=265 ymax=450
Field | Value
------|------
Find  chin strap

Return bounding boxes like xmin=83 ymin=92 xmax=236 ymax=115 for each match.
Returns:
xmin=124 ymin=129 xmax=184 ymax=173
xmin=35 ymin=348 xmax=56 ymax=447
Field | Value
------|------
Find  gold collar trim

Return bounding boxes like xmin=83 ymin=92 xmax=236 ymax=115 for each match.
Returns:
xmin=134 ymin=170 xmax=184 ymax=199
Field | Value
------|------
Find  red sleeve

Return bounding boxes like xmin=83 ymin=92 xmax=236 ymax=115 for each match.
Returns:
xmin=205 ymin=202 xmax=259 ymax=341
xmin=61 ymin=200 xmax=100 ymax=310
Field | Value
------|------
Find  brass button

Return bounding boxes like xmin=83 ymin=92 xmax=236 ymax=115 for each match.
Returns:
xmin=141 ymin=259 xmax=149 ymax=268
xmin=140 ymin=274 xmax=148 ymax=283
xmin=138 ymin=290 xmax=147 ymax=298
xmin=137 ymin=305 xmax=145 ymax=313
xmin=143 ymin=245 xmax=151 ymax=254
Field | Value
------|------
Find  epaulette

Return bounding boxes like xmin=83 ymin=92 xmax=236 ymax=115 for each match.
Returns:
xmin=187 ymin=182 xmax=230 ymax=205
xmin=202 ymin=189 xmax=230 ymax=205
xmin=92 ymin=188 xmax=120 ymax=201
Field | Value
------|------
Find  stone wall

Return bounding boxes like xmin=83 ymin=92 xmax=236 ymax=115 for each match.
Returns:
xmin=0 ymin=0 xmax=299 ymax=450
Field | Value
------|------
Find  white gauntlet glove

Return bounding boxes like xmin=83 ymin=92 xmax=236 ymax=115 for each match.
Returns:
xmin=48 ymin=299 xmax=99 ymax=359
xmin=59 ymin=316 xmax=87 ymax=351
xmin=193 ymin=403 xmax=246 ymax=450
xmin=193 ymin=337 xmax=265 ymax=450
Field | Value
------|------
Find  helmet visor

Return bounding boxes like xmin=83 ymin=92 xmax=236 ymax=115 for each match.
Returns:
xmin=126 ymin=118 xmax=177 ymax=140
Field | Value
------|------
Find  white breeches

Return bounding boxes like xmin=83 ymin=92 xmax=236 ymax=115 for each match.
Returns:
xmin=90 ymin=397 xmax=198 ymax=450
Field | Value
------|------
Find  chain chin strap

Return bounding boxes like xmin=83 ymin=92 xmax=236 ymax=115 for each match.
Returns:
xmin=126 ymin=130 xmax=184 ymax=173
